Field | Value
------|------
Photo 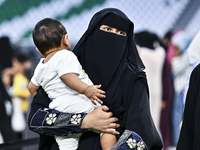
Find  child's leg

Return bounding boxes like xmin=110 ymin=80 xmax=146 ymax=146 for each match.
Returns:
xmin=55 ymin=135 xmax=80 ymax=150
xmin=100 ymin=133 xmax=117 ymax=150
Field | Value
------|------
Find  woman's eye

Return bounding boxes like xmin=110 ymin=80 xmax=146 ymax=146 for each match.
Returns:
xmin=118 ymin=31 xmax=126 ymax=36
xmin=104 ymin=27 xmax=111 ymax=31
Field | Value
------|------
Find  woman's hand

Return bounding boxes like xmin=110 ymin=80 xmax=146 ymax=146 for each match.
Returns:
xmin=80 ymin=105 xmax=120 ymax=135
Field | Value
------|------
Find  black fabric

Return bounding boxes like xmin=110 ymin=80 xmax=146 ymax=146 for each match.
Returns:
xmin=73 ymin=8 xmax=163 ymax=150
xmin=134 ymin=31 xmax=159 ymax=49
xmin=38 ymin=134 xmax=58 ymax=150
xmin=98 ymin=13 xmax=130 ymax=34
xmin=73 ymin=8 xmax=145 ymax=71
xmin=86 ymin=29 xmax=127 ymax=90
xmin=0 ymin=36 xmax=13 ymax=72
xmin=177 ymin=63 xmax=200 ymax=150
xmin=0 ymin=77 xmax=11 ymax=105
xmin=77 ymin=131 xmax=102 ymax=150
xmin=0 ymin=137 xmax=39 ymax=149
xmin=0 ymin=78 xmax=19 ymax=149
xmin=28 ymin=88 xmax=50 ymax=125
xmin=28 ymin=88 xmax=57 ymax=150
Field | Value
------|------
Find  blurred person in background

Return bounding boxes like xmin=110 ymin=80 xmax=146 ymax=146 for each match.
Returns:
xmin=159 ymin=30 xmax=176 ymax=150
xmin=0 ymin=77 xmax=20 ymax=149
xmin=176 ymin=64 xmax=200 ymax=150
xmin=183 ymin=30 xmax=200 ymax=105
xmin=187 ymin=31 xmax=200 ymax=69
xmin=134 ymin=31 xmax=165 ymax=133
xmin=0 ymin=36 xmax=13 ymax=72
xmin=170 ymin=31 xmax=191 ymax=146
xmin=2 ymin=51 xmax=31 ymax=140
xmin=0 ymin=36 xmax=20 ymax=149
xmin=176 ymin=30 xmax=200 ymax=150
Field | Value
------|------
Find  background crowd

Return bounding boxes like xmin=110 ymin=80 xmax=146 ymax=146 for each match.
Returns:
xmin=0 ymin=0 xmax=200 ymax=150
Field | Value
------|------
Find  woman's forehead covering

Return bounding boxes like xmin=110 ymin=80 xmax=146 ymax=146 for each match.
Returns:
xmin=89 ymin=8 xmax=132 ymax=33
xmin=99 ymin=13 xmax=130 ymax=34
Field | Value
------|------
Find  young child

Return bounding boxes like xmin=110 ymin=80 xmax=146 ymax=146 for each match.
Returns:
xmin=28 ymin=18 xmax=105 ymax=150
xmin=2 ymin=51 xmax=31 ymax=138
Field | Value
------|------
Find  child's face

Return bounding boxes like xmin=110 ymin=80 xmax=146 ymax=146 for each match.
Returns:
xmin=99 ymin=25 xmax=127 ymax=36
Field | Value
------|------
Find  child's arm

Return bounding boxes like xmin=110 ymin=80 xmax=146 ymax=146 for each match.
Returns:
xmin=60 ymin=73 xmax=105 ymax=105
xmin=28 ymin=81 xmax=40 ymax=97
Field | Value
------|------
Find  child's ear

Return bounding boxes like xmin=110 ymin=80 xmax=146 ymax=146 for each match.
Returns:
xmin=36 ymin=47 xmax=45 ymax=57
xmin=63 ymin=34 xmax=71 ymax=50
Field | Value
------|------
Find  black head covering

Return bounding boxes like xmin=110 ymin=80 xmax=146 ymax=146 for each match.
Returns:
xmin=73 ymin=8 xmax=144 ymax=89
xmin=73 ymin=8 xmax=146 ymax=117
xmin=134 ymin=31 xmax=160 ymax=49
xmin=73 ymin=8 xmax=162 ymax=149
xmin=73 ymin=8 xmax=147 ymax=116
xmin=0 ymin=36 xmax=13 ymax=72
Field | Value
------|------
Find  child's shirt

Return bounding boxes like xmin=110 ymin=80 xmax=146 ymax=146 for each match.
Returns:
xmin=31 ymin=50 xmax=97 ymax=113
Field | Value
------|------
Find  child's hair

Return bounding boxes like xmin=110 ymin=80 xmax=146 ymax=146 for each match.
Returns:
xmin=32 ymin=18 xmax=67 ymax=56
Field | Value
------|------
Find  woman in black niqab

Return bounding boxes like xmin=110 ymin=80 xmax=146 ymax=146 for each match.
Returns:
xmin=73 ymin=8 xmax=163 ymax=150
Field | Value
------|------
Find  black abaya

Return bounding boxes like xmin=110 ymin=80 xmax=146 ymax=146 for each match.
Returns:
xmin=177 ymin=63 xmax=200 ymax=150
xmin=73 ymin=8 xmax=163 ymax=149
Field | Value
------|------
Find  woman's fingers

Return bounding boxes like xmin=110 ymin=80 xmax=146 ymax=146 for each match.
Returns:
xmin=103 ymin=128 xmax=120 ymax=135
xmin=108 ymin=118 xmax=120 ymax=128
xmin=101 ymin=105 xmax=110 ymax=112
xmin=81 ymin=106 xmax=120 ymax=135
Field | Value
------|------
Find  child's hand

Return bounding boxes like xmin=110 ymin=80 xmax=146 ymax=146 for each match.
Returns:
xmin=85 ymin=84 xmax=105 ymax=105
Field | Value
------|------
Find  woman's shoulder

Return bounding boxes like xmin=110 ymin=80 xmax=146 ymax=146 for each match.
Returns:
xmin=125 ymin=62 xmax=146 ymax=81
xmin=189 ymin=63 xmax=200 ymax=84
xmin=192 ymin=63 xmax=200 ymax=76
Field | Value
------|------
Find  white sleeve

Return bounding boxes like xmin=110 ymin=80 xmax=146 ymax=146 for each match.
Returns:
xmin=30 ymin=61 xmax=42 ymax=86
xmin=30 ymin=74 xmax=40 ymax=86
xmin=56 ymin=51 xmax=81 ymax=77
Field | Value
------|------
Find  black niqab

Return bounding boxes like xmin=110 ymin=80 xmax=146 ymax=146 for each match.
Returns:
xmin=73 ymin=8 xmax=144 ymax=70
xmin=73 ymin=8 xmax=145 ymax=118
xmin=73 ymin=8 xmax=145 ymax=114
